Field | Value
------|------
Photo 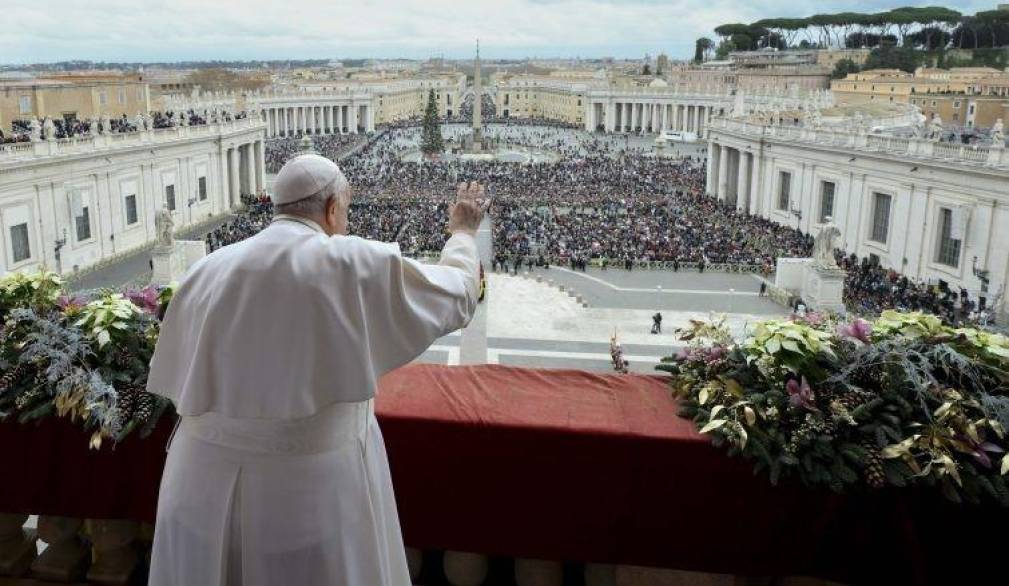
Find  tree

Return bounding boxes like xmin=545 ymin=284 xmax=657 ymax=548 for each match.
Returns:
xmin=694 ymin=37 xmax=714 ymax=63
xmin=864 ymin=45 xmax=921 ymax=73
xmin=715 ymin=39 xmax=735 ymax=60
xmin=642 ymin=64 xmax=652 ymax=75
xmin=831 ymin=58 xmax=860 ymax=80
xmin=420 ymin=90 xmax=444 ymax=157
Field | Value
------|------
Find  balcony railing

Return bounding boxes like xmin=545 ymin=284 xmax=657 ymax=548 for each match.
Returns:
xmin=0 ymin=118 xmax=265 ymax=164
xmin=2 ymin=363 xmax=1005 ymax=586
xmin=709 ymin=117 xmax=1009 ymax=170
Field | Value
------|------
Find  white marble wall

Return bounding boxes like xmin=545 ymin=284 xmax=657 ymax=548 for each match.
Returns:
xmin=0 ymin=120 xmax=266 ymax=275
xmin=708 ymin=120 xmax=1009 ymax=320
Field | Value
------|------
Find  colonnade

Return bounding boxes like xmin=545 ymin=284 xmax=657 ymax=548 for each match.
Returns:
xmin=586 ymin=101 xmax=719 ymax=134
xmin=706 ymin=141 xmax=755 ymax=215
xmin=257 ymin=104 xmax=374 ymax=138
xmin=222 ymin=139 xmax=266 ymax=205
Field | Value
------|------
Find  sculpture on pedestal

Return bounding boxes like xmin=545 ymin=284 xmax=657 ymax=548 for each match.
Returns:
xmin=134 ymin=112 xmax=147 ymax=132
xmin=100 ymin=114 xmax=112 ymax=135
xmin=929 ymin=115 xmax=944 ymax=141
xmin=155 ymin=207 xmax=175 ymax=249
xmin=811 ymin=223 xmax=842 ymax=270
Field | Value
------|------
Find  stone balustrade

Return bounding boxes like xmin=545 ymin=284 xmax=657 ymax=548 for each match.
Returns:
xmin=2 ymin=516 xmax=841 ymax=586
xmin=711 ymin=117 xmax=1009 ymax=170
xmin=0 ymin=118 xmax=264 ymax=163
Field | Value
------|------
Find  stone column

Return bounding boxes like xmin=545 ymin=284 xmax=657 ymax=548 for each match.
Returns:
xmin=515 ymin=558 xmax=563 ymax=586
xmin=736 ymin=150 xmax=750 ymax=211
xmin=255 ymin=140 xmax=266 ymax=194
xmin=85 ymin=519 xmax=141 ymax=585
xmin=443 ymin=551 xmax=487 ymax=586
xmin=717 ymin=145 xmax=730 ymax=201
xmin=30 ymin=516 xmax=88 ymax=582
xmin=0 ymin=513 xmax=36 ymax=577
xmin=228 ymin=147 xmax=240 ymax=208
xmin=245 ymin=143 xmax=256 ymax=197
xmin=350 ymin=104 xmax=358 ymax=133
xmin=707 ymin=141 xmax=718 ymax=196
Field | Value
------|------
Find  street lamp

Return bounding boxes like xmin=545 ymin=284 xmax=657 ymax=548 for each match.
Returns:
xmin=972 ymin=256 xmax=990 ymax=311
xmin=53 ymin=228 xmax=68 ymax=274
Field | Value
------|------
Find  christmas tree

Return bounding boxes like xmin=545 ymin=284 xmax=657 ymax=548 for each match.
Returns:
xmin=420 ymin=89 xmax=444 ymax=157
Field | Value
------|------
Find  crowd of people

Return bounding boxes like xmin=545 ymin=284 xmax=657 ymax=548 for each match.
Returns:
xmin=2 ymin=109 xmax=249 ymax=143
xmin=265 ymin=134 xmax=367 ymax=173
xmin=838 ymin=253 xmax=990 ymax=326
xmin=202 ymin=120 xmax=995 ymax=326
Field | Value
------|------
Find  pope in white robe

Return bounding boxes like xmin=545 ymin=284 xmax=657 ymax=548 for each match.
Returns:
xmin=146 ymin=154 xmax=483 ymax=586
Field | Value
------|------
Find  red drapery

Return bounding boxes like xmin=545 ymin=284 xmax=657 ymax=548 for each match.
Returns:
xmin=0 ymin=364 xmax=1004 ymax=585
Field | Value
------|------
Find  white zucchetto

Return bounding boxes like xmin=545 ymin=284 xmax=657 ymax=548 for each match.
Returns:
xmin=273 ymin=154 xmax=348 ymax=205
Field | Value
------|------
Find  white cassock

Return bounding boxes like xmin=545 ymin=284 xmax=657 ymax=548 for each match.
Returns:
xmin=146 ymin=214 xmax=479 ymax=586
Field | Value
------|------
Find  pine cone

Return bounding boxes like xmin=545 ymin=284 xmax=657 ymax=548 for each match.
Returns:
xmin=113 ymin=349 xmax=135 ymax=368
xmin=861 ymin=439 xmax=886 ymax=489
xmin=134 ymin=391 xmax=154 ymax=422
xmin=115 ymin=385 xmax=142 ymax=427
xmin=0 ymin=363 xmax=29 ymax=393
xmin=837 ymin=388 xmax=875 ymax=411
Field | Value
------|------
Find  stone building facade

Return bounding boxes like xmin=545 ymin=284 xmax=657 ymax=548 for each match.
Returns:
xmin=0 ymin=76 xmax=151 ymax=132
xmin=707 ymin=117 xmax=1009 ymax=318
xmin=0 ymin=117 xmax=266 ymax=275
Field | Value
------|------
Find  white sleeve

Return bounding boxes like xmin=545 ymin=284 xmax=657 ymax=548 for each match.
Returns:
xmin=361 ymin=232 xmax=479 ymax=375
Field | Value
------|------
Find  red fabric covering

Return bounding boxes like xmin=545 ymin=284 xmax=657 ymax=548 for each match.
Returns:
xmin=1 ymin=363 xmax=1004 ymax=585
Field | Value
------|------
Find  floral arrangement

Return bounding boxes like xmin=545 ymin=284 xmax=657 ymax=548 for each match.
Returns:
xmin=0 ymin=270 xmax=176 ymax=449
xmin=659 ymin=310 xmax=1009 ymax=505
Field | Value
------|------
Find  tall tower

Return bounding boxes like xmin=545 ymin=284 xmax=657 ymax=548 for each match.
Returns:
xmin=472 ymin=39 xmax=483 ymax=146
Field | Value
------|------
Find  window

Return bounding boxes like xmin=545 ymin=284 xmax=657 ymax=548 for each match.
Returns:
xmin=819 ymin=181 xmax=836 ymax=223
xmin=18 ymin=96 xmax=31 ymax=114
xmin=777 ymin=171 xmax=791 ymax=210
xmin=198 ymin=176 xmax=208 ymax=201
xmin=165 ymin=184 xmax=176 ymax=211
xmin=118 ymin=90 xmax=126 ymax=104
xmin=870 ymin=192 xmax=891 ymax=244
xmin=99 ymin=92 xmax=108 ymax=105
xmin=954 ymin=100 xmax=961 ymax=109
xmin=124 ymin=194 xmax=138 ymax=225
xmin=10 ymin=224 xmax=30 ymax=263
xmin=75 ymin=205 xmax=92 ymax=242
xmin=935 ymin=208 xmax=962 ymax=268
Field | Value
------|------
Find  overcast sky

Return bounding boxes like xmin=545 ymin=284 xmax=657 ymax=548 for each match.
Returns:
xmin=0 ymin=0 xmax=992 ymax=65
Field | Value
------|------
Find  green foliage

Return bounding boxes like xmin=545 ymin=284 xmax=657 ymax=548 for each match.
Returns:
xmin=694 ymin=37 xmax=714 ymax=63
xmin=0 ymin=279 xmax=173 ymax=449
xmin=663 ymin=311 xmax=1009 ymax=505
xmin=831 ymin=58 xmax=860 ymax=80
xmin=864 ymin=45 xmax=922 ymax=72
xmin=420 ymin=89 xmax=444 ymax=156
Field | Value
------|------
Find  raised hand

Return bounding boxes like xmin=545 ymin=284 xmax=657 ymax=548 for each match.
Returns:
xmin=448 ymin=181 xmax=487 ymax=236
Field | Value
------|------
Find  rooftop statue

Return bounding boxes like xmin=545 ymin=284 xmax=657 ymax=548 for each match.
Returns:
xmin=29 ymin=118 xmax=41 ymax=142
xmin=991 ymin=118 xmax=1004 ymax=148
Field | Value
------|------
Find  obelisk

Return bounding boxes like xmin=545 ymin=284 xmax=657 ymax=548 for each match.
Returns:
xmin=472 ymin=40 xmax=483 ymax=149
